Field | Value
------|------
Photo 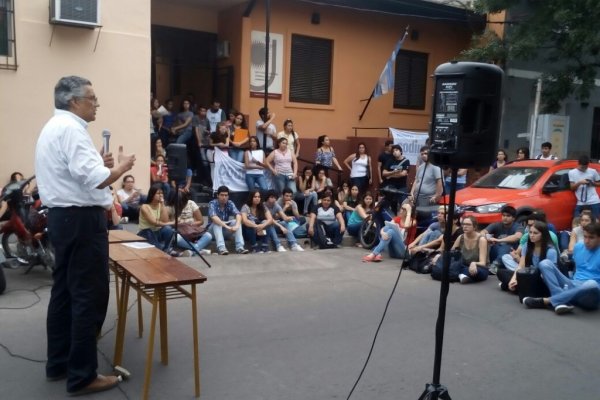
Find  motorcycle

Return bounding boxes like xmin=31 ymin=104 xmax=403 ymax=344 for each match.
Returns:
xmin=0 ymin=176 xmax=55 ymax=274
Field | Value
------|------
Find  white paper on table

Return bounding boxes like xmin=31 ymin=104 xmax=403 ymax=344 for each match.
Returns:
xmin=122 ymin=242 xmax=155 ymax=249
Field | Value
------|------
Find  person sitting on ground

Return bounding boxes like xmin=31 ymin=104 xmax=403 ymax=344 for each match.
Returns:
xmin=308 ymin=192 xmax=345 ymax=248
xmin=314 ymin=168 xmax=333 ymax=196
xmin=408 ymin=206 xmax=456 ymax=257
xmin=337 ymin=181 xmax=349 ymax=206
xmin=432 ymin=216 xmax=488 ymax=284
xmin=137 ymin=184 xmax=176 ymax=252
xmin=207 ymin=185 xmax=248 ymax=255
xmin=174 ymin=190 xmax=212 ymax=255
xmin=342 ymin=184 xmax=360 ymax=223
xmin=296 ymin=165 xmax=318 ymax=215
xmin=480 ymin=205 xmax=523 ymax=268
xmin=150 ymin=154 xmax=170 ymax=199
xmin=117 ymin=175 xmax=146 ymax=222
xmin=561 ymin=210 xmax=595 ymax=262
xmin=499 ymin=211 xmax=560 ymax=272
xmin=347 ymin=191 xmax=374 ymax=244
xmin=107 ymin=186 xmax=123 ymax=230
xmin=498 ymin=221 xmax=557 ymax=293
xmin=264 ymin=189 xmax=305 ymax=251
xmin=523 ymin=222 xmax=600 ymax=314
xmin=361 ymin=202 xmax=413 ymax=262
xmin=277 ymin=187 xmax=307 ymax=238
xmin=241 ymin=190 xmax=277 ymax=253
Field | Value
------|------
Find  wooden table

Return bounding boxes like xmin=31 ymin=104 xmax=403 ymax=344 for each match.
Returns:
xmin=111 ymin=256 xmax=207 ymax=399
xmin=108 ymin=230 xmax=146 ymax=243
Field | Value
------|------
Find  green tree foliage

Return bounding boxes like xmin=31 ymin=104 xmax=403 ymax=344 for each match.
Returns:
xmin=461 ymin=0 xmax=600 ymax=113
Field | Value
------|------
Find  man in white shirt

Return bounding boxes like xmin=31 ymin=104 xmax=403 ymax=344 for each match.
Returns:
xmin=35 ymin=76 xmax=135 ymax=396
xmin=568 ymin=155 xmax=600 ymax=219
xmin=206 ymin=99 xmax=226 ymax=133
xmin=256 ymin=107 xmax=277 ymax=151
xmin=535 ymin=141 xmax=558 ymax=160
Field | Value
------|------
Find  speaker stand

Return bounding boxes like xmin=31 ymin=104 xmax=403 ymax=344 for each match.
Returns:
xmin=417 ymin=168 xmax=458 ymax=400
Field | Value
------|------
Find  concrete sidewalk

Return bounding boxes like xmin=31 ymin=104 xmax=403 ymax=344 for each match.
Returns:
xmin=1 ymin=247 xmax=599 ymax=399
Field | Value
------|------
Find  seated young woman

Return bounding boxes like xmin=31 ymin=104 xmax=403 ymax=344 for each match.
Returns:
xmin=296 ymin=165 xmax=318 ymax=215
xmin=408 ymin=206 xmax=462 ymax=257
xmin=347 ymin=191 xmax=374 ymax=243
xmin=241 ymin=190 xmax=277 ymax=253
xmin=432 ymin=215 xmax=488 ymax=283
xmin=342 ymin=184 xmax=360 ymax=223
xmin=308 ymin=192 xmax=346 ymax=248
xmin=174 ymin=191 xmax=212 ymax=255
xmin=361 ymin=201 xmax=413 ymax=262
xmin=498 ymin=221 xmax=558 ymax=293
xmin=137 ymin=184 xmax=176 ymax=252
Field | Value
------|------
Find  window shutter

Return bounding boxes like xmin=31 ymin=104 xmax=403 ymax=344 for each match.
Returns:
xmin=290 ymin=34 xmax=332 ymax=104
xmin=393 ymin=50 xmax=428 ymax=109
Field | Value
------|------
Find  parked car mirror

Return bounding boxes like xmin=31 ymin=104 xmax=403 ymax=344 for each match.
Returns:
xmin=542 ymin=182 xmax=560 ymax=194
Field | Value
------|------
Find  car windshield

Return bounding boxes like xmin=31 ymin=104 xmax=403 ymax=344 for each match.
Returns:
xmin=472 ymin=167 xmax=547 ymax=189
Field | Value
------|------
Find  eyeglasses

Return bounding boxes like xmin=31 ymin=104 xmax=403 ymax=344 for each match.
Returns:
xmin=78 ymin=95 xmax=99 ymax=104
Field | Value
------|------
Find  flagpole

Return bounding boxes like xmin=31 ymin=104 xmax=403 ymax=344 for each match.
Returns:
xmin=358 ymin=90 xmax=375 ymax=121
xmin=358 ymin=26 xmax=409 ymax=121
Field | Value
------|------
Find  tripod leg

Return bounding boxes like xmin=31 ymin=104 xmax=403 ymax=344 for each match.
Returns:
xmin=418 ymin=383 xmax=451 ymax=400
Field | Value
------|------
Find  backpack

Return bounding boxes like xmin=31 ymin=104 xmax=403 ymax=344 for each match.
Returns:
xmin=315 ymin=220 xmax=337 ymax=249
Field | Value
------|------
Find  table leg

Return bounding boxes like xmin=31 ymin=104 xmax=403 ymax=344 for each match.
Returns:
xmin=113 ymin=275 xmax=130 ymax=366
xmin=113 ymin=266 xmax=120 ymax=314
xmin=137 ymin=292 xmax=143 ymax=338
xmin=142 ymin=289 xmax=159 ymax=400
xmin=159 ymin=288 xmax=168 ymax=365
xmin=192 ymin=284 xmax=200 ymax=397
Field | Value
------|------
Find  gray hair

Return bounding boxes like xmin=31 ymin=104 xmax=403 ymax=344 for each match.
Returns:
xmin=54 ymin=76 xmax=92 ymax=110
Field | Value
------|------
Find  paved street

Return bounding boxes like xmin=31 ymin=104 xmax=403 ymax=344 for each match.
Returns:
xmin=1 ymin=246 xmax=599 ymax=399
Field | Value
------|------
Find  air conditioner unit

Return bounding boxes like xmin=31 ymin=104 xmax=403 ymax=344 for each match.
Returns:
xmin=216 ymin=40 xmax=230 ymax=59
xmin=50 ymin=0 xmax=101 ymax=29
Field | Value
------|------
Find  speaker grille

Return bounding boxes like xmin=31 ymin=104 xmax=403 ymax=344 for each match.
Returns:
xmin=59 ymin=0 xmax=98 ymax=24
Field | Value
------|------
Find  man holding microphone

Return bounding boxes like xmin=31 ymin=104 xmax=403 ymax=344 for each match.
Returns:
xmin=35 ymin=76 xmax=135 ymax=396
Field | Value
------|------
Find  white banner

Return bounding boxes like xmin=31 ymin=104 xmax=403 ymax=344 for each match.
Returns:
xmin=389 ymin=128 xmax=429 ymax=165
xmin=213 ymin=148 xmax=273 ymax=192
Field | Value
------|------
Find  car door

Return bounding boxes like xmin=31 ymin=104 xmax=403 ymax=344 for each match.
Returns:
xmin=537 ymin=168 xmax=574 ymax=230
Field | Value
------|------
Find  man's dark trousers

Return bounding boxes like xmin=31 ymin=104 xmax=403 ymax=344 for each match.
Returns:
xmin=46 ymin=207 xmax=109 ymax=392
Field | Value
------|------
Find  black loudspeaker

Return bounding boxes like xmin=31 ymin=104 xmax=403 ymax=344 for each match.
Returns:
xmin=311 ymin=12 xmax=320 ymax=24
xmin=429 ymin=61 xmax=504 ymax=168
xmin=166 ymin=143 xmax=188 ymax=181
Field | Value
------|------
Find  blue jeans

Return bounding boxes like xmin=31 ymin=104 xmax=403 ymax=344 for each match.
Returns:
xmin=209 ymin=220 xmax=245 ymax=251
xmin=230 ymin=148 xmax=245 ymax=163
xmin=246 ymin=173 xmax=269 ymax=191
xmin=347 ymin=222 xmax=362 ymax=237
xmin=574 ymin=203 xmax=600 ymax=220
xmin=490 ymin=243 xmax=514 ymax=264
xmin=176 ymin=128 xmax=194 ymax=145
xmin=500 ymin=253 xmax=519 ymax=271
xmin=242 ymin=225 xmax=273 ymax=250
xmin=138 ymin=226 xmax=175 ymax=251
xmin=276 ymin=221 xmax=298 ymax=247
xmin=538 ymin=260 xmax=600 ymax=310
xmin=418 ymin=229 xmax=443 ymax=246
xmin=371 ymin=225 xmax=406 ymax=259
xmin=176 ymin=232 xmax=213 ymax=253
xmin=459 ymin=265 xmax=489 ymax=282
xmin=273 ymin=174 xmax=297 ymax=195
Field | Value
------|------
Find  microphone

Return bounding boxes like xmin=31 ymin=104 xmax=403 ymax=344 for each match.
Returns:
xmin=102 ymin=129 xmax=111 ymax=153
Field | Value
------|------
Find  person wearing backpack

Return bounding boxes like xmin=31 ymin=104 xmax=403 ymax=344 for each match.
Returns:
xmin=308 ymin=192 xmax=345 ymax=248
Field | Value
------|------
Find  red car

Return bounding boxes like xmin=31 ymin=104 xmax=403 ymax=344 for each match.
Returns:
xmin=450 ymin=159 xmax=600 ymax=231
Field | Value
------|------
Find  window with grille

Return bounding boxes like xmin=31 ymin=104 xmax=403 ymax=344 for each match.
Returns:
xmin=289 ymin=34 xmax=332 ymax=105
xmin=393 ymin=50 xmax=428 ymax=110
xmin=0 ymin=0 xmax=16 ymax=70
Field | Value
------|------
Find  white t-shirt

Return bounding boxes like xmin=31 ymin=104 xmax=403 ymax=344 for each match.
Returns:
xmin=256 ymin=119 xmax=276 ymax=150
xmin=350 ymin=155 xmax=369 ymax=178
xmin=246 ymin=149 xmax=265 ymax=175
xmin=568 ymin=167 xmax=600 ymax=205
xmin=207 ymin=108 xmax=223 ymax=133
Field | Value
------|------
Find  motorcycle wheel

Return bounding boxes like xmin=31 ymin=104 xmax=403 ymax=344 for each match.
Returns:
xmin=359 ymin=218 xmax=379 ymax=249
xmin=39 ymin=242 xmax=56 ymax=271
xmin=2 ymin=232 xmax=20 ymax=259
